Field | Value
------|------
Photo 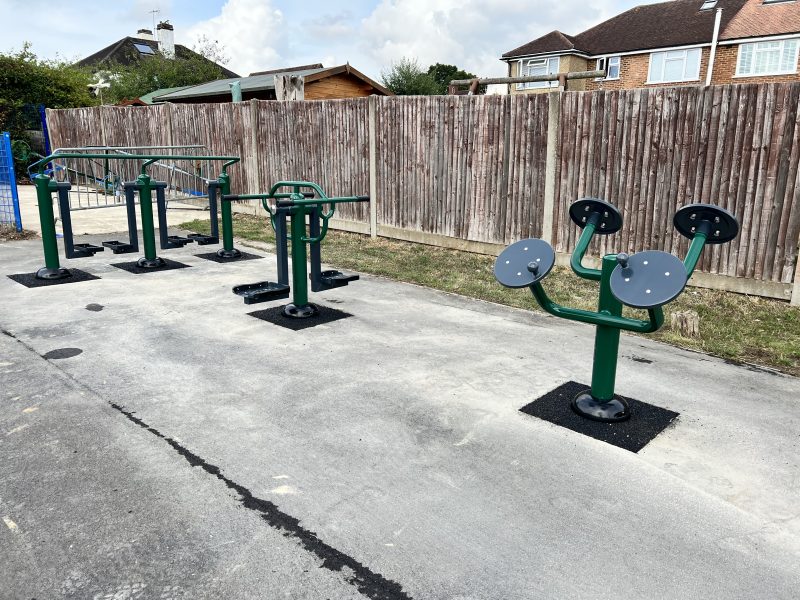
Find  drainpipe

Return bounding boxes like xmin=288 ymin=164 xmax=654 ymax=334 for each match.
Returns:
xmin=705 ymin=8 xmax=722 ymax=86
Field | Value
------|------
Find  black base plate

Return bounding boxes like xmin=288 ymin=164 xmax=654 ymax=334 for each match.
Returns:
xmin=247 ymin=305 xmax=352 ymax=330
xmin=195 ymin=251 xmax=264 ymax=263
xmin=111 ymin=258 xmax=190 ymax=275
xmin=102 ymin=241 xmax=137 ymax=254
xmin=8 ymin=269 xmax=101 ymax=288
xmin=520 ymin=381 xmax=679 ymax=453
xmin=188 ymin=234 xmax=219 ymax=245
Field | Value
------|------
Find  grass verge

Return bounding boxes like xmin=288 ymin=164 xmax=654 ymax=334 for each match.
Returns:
xmin=180 ymin=214 xmax=800 ymax=376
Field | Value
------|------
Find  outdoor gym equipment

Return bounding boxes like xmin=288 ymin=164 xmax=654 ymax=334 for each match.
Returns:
xmin=495 ymin=198 xmax=739 ymax=423
xmin=227 ymin=181 xmax=369 ymax=318
xmin=28 ymin=152 xmax=240 ymax=280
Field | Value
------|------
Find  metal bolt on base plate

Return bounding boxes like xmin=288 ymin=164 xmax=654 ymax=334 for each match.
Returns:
xmin=282 ymin=303 xmax=319 ymax=319
xmin=136 ymin=256 xmax=166 ymax=269
xmin=571 ymin=391 xmax=631 ymax=422
xmin=216 ymin=248 xmax=242 ymax=259
xmin=35 ymin=267 xmax=72 ymax=280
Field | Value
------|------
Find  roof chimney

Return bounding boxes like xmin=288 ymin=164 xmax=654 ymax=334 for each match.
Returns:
xmin=156 ymin=21 xmax=175 ymax=58
xmin=136 ymin=28 xmax=155 ymax=41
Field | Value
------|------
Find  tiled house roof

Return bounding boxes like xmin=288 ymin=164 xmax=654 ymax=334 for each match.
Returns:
xmin=502 ymin=31 xmax=577 ymax=58
xmin=721 ymin=0 xmax=800 ymax=40
xmin=503 ymin=0 xmax=758 ymax=59
xmin=76 ymin=37 xmax=240 ymax=79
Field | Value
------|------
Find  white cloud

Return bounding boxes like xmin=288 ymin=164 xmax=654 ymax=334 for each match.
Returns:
xmin=182 ymin=0 xmax=287 ymax=76
xmin=303 ymin=11 xmax=356 ymax=41
xmin=359 ymin=0 xmax=612 ymax=78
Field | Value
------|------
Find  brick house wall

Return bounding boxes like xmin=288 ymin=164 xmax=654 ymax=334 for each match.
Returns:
xmin=585 ymin=49 xmax=711 ymax=91
xmin=509 ymin=41 xmax=800 ymax=94
xmin=508 ymin=55 xmax=590 ymax=95
xmin=711 ymin=44 xmax=800 ymax=85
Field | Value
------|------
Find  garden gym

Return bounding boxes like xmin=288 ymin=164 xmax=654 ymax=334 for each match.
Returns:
xmin=2 ymin=93 xmax=799 ymax=600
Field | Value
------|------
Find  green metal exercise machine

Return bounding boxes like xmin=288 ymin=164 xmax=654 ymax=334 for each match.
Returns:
xmin=495 ymin=198 xmax=739 ymax=422
xmin=227 ymin=180 xmax=369 ymax=318
xmin=28 ymin=152 xmax=241 ymax=280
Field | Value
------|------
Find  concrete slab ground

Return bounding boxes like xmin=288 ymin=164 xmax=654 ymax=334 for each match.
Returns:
xmin=1 ymin=227 xmax=799 ymax=599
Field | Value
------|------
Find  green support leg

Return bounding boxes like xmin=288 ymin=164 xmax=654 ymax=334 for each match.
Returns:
xmin=216 ymin=172 xmax=242 ymax=259
xmin=283 ymin=204 xmax=318 ymax=318
xmin=34 ymin=174 xmax=70 ymax=280
xmin=135 ymin=173 xmax=165 ymax=269
xmin=571 ymin=254 xmax=631 ymax=422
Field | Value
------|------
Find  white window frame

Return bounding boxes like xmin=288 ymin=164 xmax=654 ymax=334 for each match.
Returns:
xmin=595 ymin=55 xmax=621 ymax=80
xmin=735 ymin=38 xmax=800 ymax=77
xmin=517 ymin=57 xmax=560 ymax=90
xmin=646 ymin=48 xmax=702 ymax=84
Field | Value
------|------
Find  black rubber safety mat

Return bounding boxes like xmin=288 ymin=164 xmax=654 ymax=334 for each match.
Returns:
xmin=195 ymin=251 xmax=264 ymax=263
xmin=8 ymin=269 xmax=100 ymax=288
xmin=248 ymin=305 xmax=352 ymax=330
xmin=110 ymin=258 xmax=190 ymax=274
xmin=520 ymin=380 xmax=679 ymax=453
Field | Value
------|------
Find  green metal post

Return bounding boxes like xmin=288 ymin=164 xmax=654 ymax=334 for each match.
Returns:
xmin=216 ymin=172 xmax=241 ymax=259
xmin=683 ymin=224 xmax=710 ymax=276
xmin=589 ymin=255 xmax=624 ymax=401
xmin=135 ymin=173 xmax=164 ymax=268
xmin=34 ymin=174 xmax=70 ymax=280
xmin=285 ymin=203 xmax=314 ymax=316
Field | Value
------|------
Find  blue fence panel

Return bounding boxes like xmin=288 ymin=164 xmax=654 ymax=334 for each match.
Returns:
xmin=0 ymin=132 xmax=22 ymax=231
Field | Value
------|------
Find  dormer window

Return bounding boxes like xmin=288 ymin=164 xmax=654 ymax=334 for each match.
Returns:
xmin=700 ymin=0 xmax=717 ymax=9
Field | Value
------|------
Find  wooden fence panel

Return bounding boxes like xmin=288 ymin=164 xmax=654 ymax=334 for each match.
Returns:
xmin=45 ymin=82 xmax=800 ymax=290
xmin=554 ymin=83 xmax=800 ymax=284
xmin=167 ymin=103 xmax=257 ymax=194
xmin=252 ymin=98 xmax=370 ymax=222
xmin=46 ymin=106 xmax=104 ymax=149
xmin=375 ymin=94 xmax=547 ymax=243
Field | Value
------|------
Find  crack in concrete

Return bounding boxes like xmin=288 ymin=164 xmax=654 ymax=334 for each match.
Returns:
xmin=109 ymin=403 xmax=414 ymax=600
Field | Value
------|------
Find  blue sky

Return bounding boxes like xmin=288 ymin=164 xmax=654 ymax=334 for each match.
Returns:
xmin=0 ymin=0 xmax=655 ymax=80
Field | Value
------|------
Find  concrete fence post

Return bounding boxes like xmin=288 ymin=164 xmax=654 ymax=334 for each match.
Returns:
xmin=99 ymin=105 xmax=108 ymax=147
xmin=368 ymin=95 xmax=378 ymax=239
xmin=791 ymin=232 xmax=800 ymax=306
xmin=249 ymin=98 xmax=262 ymax=197
xmin=164 ymin=102 xmax=174 ymax=149
xmin=541 ymin=91 xmax=561 ymax=245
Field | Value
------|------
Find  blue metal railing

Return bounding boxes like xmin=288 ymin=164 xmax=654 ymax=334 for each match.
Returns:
xmin=0 ymin=132 xmax=22 ymax=232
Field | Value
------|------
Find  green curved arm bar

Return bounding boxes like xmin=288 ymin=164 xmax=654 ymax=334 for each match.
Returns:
xmin=268 ymin=180 xmax=329 ymax=199
xmin=259 ymin=198 xmax=278 ymax=232
xmin=302 ymin=211 xmax=332 ymax=244
xmin=529 ymin=282 xmax=664 ymax=333
xmin=570 ymin=217 xmax=602 ymax=281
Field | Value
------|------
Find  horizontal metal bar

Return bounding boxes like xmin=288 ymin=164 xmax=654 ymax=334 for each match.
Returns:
xmin=450 ymin=70 xmax=606 ymax=86
xmin=52 ymin=145 xmax=206 ymax=153
xmin=32 ymin=153 xmax=240 ymax=173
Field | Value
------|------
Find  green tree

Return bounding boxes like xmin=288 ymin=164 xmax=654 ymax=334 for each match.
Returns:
xmin=104 ymin=53 xmax=226 ymax=103
xmin=380 ymin=58 xmax=438 ymax=95
xmin=426 ymin=63 xmax=483 ymax=95
xmin=0 ymin=44 xmax=97 ymax=176
xmin=0 ymin=44 xmax=96 ymax=132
